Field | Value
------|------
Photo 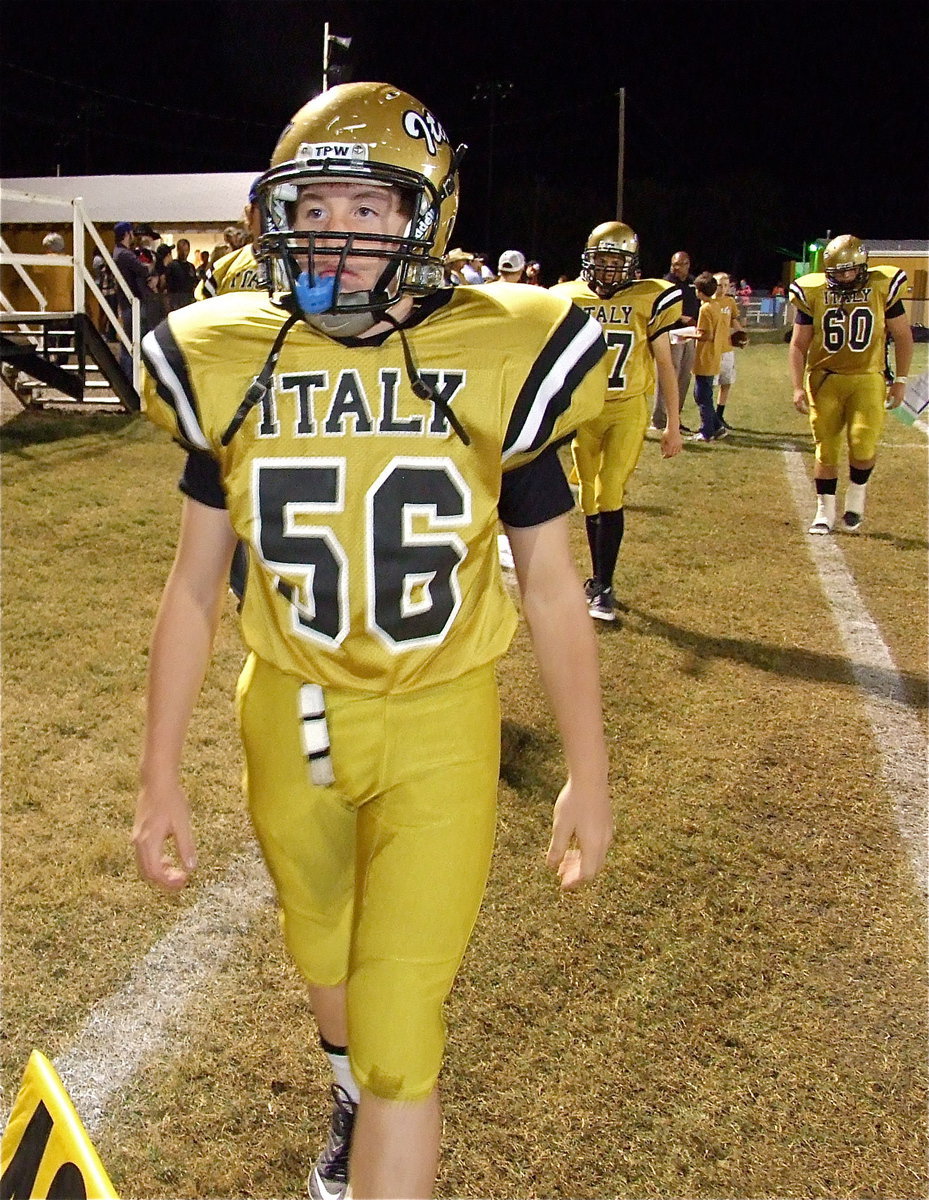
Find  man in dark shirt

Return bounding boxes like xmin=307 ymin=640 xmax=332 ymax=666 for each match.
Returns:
xmin=164 ymin=238 xmax=198 ymax=311
xmin=653 ymin=249 xmax=700 ymax=430
xmin=112 ymin=221 xmax=151 ymax=378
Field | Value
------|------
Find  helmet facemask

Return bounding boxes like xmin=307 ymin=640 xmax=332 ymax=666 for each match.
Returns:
xmin=581 ymin=248 xmax=638 ymax=297
xmin=823 ymin=236 xmax=869 ymax=295
xmin=256 ymin=163 xmax=450 ymax=334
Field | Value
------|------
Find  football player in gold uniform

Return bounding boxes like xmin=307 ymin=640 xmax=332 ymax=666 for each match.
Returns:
xmin=550 ymin=222 xmax=683 ymax=621
xmin=133 ymin=83 xmax=613 ymax=1200
xmin=196 ymin=178 xmax=265 ymax=299
xmin=789 ymin=235 xmax=913 ymax=533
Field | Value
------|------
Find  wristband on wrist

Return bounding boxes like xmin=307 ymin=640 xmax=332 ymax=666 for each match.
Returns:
xmin=894 ymin=376 xmax=908 ymax=384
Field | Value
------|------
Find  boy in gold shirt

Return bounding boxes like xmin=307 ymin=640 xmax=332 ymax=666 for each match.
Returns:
xmin=691 ymin=272 xmax=730 ymax=441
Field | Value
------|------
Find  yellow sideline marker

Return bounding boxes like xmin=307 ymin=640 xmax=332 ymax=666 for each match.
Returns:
xmin=1 ymin=1051 xmax=117 ymax=1199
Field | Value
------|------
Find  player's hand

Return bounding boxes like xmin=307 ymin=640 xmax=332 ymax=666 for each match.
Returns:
xmin=792 ymin=387 xmax=809 ymax=414
xmin=132 ymin=779 xmax=197 ymax=892
xmin=886 ymin=381 xmax=905 ymax=409
xmin=546 ymin=778 xmax=613 ymax=890
xmin=661 ymin=426 xmax=683 ymax=458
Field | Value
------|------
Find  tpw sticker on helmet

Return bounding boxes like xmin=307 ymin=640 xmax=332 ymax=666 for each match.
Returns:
xmin=402 ymin=109 xmax=448 ymax=156
xmin=297 ymin=142 xmax=370 ymax=162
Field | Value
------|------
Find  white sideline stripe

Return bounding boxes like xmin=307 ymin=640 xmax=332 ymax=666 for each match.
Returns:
xmin=53 ymin=847 xmax=273 ymax=1137
xmin=783 ymin=450 xmax=928 ymax=894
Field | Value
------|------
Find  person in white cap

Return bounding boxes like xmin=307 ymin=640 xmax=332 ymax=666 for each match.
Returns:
xmin=496 ymin=249 xmax=526 ymax=283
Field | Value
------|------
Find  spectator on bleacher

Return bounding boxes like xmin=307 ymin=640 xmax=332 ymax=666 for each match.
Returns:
xmin=444 ymin=248 xmax=474 ymax=285
xmin=495 ymin=249 xmax=526 ymax=283
xmin=151 ymin=244 xmax=173 ymax=318
xmin=113 ymin=221 xmax=151 ymax=378
xmin=525 ymin=260 xmax=542 ymax=286
xmin=92 ymin=250 xmax=118 ymax=338
xmin=35 ymin=232 xmax=73 ymax=365
xmin=653 ymin=250 xmax=699 ymax=431
xmin=165 ymin=238 xmax=198 ymax=310
xmin=459 ymin=253 xmax=488 ymax=285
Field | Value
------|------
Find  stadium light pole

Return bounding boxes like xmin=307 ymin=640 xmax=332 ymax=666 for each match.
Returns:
xmin=616 ymin=88 xmax=626 ymax=220
xmin=322 ymin=22 xmax=352 ymax=91
xmin=472 ymin=81 xmax=513 ymax=252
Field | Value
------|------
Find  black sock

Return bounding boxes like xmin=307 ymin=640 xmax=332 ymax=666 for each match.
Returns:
xmin=815 ymin=478 xmax=838 ymax=495
xmin=596 ymin=509 xmax=625 ymax=590
xmin=849 ymin=465 xmax=873 ymax=485
xmin=716 ymin=404 xmax=725 ymax=420
xmin=585 ymin=514 xmax=599 ymax=579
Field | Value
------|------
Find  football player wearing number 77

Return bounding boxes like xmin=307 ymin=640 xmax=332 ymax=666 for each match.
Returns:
xmin=788 ymin=234 xmax=913 ymax=534
xmin=132 ymin=82 xmax=613 ymax=1200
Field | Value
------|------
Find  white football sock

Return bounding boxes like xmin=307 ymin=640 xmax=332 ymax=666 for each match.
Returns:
xmin=811 ymin=494 xmax=836 ymax=530
xmin=326 ymin=1049 xmax=361 ymax=1104
xmin=844 ymin=481 xmax=867 ymax=516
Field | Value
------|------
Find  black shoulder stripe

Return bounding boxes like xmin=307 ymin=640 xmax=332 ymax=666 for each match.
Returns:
xmin=503 ymin=304 xmax=605 ymax=460
xmin=652 ymin=286 xmax=682 ymax=320
xmin=141 ymin=321 xmax=210 ymax=451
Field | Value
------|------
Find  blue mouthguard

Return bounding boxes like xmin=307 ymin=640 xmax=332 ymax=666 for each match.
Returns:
xmin=294 ymin=271 xmax=336 ymax=314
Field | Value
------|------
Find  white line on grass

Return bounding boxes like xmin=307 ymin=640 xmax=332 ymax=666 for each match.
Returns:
xmin=783 ymin=450 xmax=928 ymax=894
xmin=53 ymin=847 xmax=273 ymax=1136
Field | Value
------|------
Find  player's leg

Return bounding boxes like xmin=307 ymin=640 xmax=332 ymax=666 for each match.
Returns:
xmin=571 ymin=416 xmax=608 ymax=602
xmin=716 ymin=351 xmax=735 ymax=428
xmin=236 ymin=654 xmax=363 ymax=1200
xmin=589 ymin=395 xmax=649 ymax=620
xmin=842 ymin=373 xmax=886 ymax=530
xmin=347 ymin=665 xmax=500 ymax=1198
xmin=692 ymin=374 xmax=718 ymax=440
xmin=677 ymin=337 xmax=696 ymax=428
xmin=807 ymin=373 xmax=846 ymax=533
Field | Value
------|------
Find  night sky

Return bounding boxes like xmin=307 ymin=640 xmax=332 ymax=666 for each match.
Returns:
xmin=2 ymin=0 xmax=927 ymax=284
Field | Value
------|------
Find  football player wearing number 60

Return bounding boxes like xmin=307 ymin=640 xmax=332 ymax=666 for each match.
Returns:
xmin=789 ymin=234 xmax=913 ymax=534
xmin=133 ymin=83 xmax=613 ymax=1200
xmin=550 ymin=222 xmax=683 ymax=623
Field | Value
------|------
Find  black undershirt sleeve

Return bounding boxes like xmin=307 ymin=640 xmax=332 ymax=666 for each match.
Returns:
xmin=179 ymin=449 xmax=226 ymax=508
xmin=886 ymin=299 xmax=905 ymax=320
xmin=180 ymin=442 xmax=575 ymax=525
xmin=498 ymin=442 xmax=574 ymax=528
xmin=794 ymin=311 xmax=813 ymax=325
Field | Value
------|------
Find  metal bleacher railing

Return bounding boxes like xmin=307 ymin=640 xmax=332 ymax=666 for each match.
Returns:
xmin=0 ymin=187 xmax=140 ymax=407
xmin=736 ymin=293 xmax=789 ymax=329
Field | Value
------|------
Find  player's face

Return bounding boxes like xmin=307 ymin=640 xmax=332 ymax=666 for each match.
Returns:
xmin=831 ymin=266 xmax=859 ymax=287
xmin=293 ymin=182 xmax=411 ymax=292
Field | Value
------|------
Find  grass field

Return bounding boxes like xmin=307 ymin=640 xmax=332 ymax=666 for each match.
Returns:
xmin=2 ymin=343 xmax=927 ymax=1199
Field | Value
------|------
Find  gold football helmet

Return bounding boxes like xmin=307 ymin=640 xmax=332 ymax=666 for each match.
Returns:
xmin=822 ymin=234 xmax=868 ymax=293
xmin=255 ymin=82 xmax=464 ymax=322
xmin=581 ymin=221 xmax=640 ymax=295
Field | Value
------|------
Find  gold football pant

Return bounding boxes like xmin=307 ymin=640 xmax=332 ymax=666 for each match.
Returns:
xmin=236 ymin=653 xmax=500 ymax=1101
xmin=571 ymin=392 xmax=650 ymax=515
xmin=808 ymin=370 xmax=886 ymax=465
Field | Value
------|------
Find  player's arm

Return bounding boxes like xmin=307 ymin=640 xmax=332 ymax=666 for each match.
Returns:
xmin=885 ymin=311 xmax=915 ymax=409
xmin=652 ymin=332 xmax=682 ymax=458
xmin=505 ymin=514 xmax=613 ymax=890
xmin=788 ymin=321 xmax=814 ymax=413
xmin=133 ymin=497 xmax=238 ymax=892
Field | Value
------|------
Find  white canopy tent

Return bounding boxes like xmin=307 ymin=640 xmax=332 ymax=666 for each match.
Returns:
xmin=0 ymin=173 xmax=260 ymax=226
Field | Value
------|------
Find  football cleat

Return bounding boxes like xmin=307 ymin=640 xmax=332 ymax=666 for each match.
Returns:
xmin=841 ymin=510 xmax=862 ymax=531
xmin=308 ymin=1085 xmax=357 ymax=1200
xmin=583 ymin=578 xmax=600 ymax=603
xmin=588 ymin=587 xmax=617 ymax=622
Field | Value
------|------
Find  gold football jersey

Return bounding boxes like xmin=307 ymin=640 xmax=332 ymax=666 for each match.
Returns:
xmin=142 ymin=287 xmax=607 ymax=693
xmin=195 ymin=245 xmax=263 ymax=300
xmin=548 ymin=277 xmax=682 ymax=400
xmin=789 ymin=265 xmax=907 ymax=376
